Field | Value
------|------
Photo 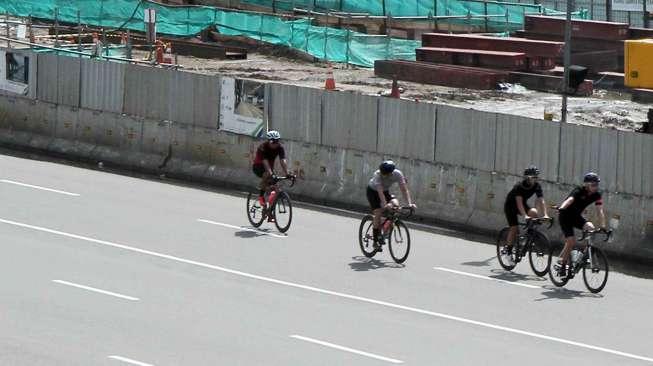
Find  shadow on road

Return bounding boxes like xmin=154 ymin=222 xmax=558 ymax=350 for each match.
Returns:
xmin=349 ymin=256 xmax=404 ymax=271
xmin=461 ymin=256 xmax=496 ymax=267
xmin=234 ymin=227 xmax=284 ymax=238
xmin=534 ymin=286 xmax=603 ymax=301
xmin=488 ymin=268 xmax=548 ymax=283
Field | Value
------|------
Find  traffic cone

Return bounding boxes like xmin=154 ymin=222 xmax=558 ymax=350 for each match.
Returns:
xmin=390 ymin=76 xmax=400 ymax=98
xmin=324 ymin=63 xmax=336 ymax=90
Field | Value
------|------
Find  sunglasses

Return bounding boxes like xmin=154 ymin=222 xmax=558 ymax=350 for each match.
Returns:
xmin=269 ymin=139 xmax=280 ymax=144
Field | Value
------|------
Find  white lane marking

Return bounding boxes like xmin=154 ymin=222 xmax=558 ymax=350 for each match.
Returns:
xmin=52 ymin=280 xmax=139 ymax=301
xmin=433 ymin=267 xmax=542 ymax=289
xmin=0 ymin=179 xmax=80 ymax=196
xmin=290 ymin=335 xmax=403 ymax=364
xmin=197 ymin=218 xmax=286 ymax=238
xmin=2 ymin=218 xmax=652 ymax=364
xmin=108 ymin=355 xmax=153 ymax=366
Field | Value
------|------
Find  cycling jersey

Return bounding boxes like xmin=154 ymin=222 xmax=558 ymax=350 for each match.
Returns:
xmin=253 ymin=141 xmax=285 ymax=167
xmin=368 ymin=169 xmax=406 ymax=191
xmin=559 ymin=186 xmax=603 ymax=217
xmin=505 ymin=180 xmax=543 ymax=211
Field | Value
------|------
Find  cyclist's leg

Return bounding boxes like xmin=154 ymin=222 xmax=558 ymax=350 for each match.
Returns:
xmin=558 ymin=213 xmax=580 ymax=265
xmin=366 ymin=187 xmax=383 ymax=244
xmin=253 ymin=164 xmax=267 ymax=206
xmin=504 ymin=205 xmax=519 ymax=246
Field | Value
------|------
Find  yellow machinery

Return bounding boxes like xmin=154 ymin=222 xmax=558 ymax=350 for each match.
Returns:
xmin=625 ymin=39 xmax=653 ymax=89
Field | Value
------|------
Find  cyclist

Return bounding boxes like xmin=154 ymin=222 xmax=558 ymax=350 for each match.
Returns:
xmin=502 ymin=165 xmax=550 ymax=263
xmin=366 ymin=160 xmax=417 ymax=250
xmin=555 ymin=172 xmax=607 ymax=276
xmin=252 ymin=130 xmax=290 ymax=212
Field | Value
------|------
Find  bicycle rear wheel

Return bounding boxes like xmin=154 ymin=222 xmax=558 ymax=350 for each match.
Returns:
xmin=246 ymin=192 xmax=265 ymax=228
xmin=548 ymin=249 xmax=570 ymax=287
xmin=273 ymin=192 xmax=293 ymax=233
xmin=496 ymin=227 xmax=516 ymax=271
xmin=528 ymin=231 xmax=551 ymax=277
xmin=358 ymin=215 xmax=377 ymax=258
xmin=388 ymin=220 xmax=410 ymax=264
xmin=582 ymin=247 xmax=609 ymax=293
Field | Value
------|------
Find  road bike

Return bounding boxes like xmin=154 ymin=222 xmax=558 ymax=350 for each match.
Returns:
xmin=246 ymin=175 xmax=295 ymax=233
xmin=496 ymin=217 xmax=553 ymax=277
xmin=358 ymin=206 xmax=414 ymax=264
xmin=549 ymin=228 xmax=612 ymax=293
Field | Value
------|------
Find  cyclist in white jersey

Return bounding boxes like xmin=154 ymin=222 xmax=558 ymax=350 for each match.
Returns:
xmin=366 ymin=160 xmax=417 ymax=249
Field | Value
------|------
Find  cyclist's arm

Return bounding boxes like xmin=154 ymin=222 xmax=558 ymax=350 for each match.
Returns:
xmin=536 ymin=197 xmax=549 ymax=217
xmin=596 ymin=204 xmax=606 ymax=228
xmin=515 ymin=196 xmax=527 ymax=216
xmin=399 ymin=182 xmax=413 ymax=206
xmin=376 ymin=186 xmax=388 ymax=207
xmin=279 ymin=158 xmax=289 ymax=176
xmin=559 ymin=196 xmax=574 ymax=210
xmin=262 ymin=159 xmax=273 ymax=175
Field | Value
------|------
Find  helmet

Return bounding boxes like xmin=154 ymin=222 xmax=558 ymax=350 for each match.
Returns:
xmin=266 ymin=130 xmax=281 ymax=140
xmin=379 ymin=160 xmax=396 ymax=174
xmin=524 ymin=165 xmax=540 ymax=177
xmin=583 ymin=172 xmax=600 ymax=183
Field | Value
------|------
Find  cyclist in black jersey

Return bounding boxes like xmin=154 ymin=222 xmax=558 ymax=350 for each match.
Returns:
xmin=503 ymin=165 xmax=549 ymax=259
xmin=556 ymin=172 xmax=606 ymax=273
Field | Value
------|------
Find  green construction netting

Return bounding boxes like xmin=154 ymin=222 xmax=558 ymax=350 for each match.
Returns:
xmin=0 ymin=0 xmax=582 ymax=68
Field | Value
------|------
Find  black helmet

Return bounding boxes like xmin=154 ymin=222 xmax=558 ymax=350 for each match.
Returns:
xmin=583 ymin=172 xmax=600 ymax=183
xmin=524 ymin=165 xmax=540 ymax=177
xmin=379 ymin=160 xmax=396 ymax=174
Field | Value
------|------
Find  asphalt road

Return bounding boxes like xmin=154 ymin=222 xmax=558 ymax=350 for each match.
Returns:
xmin=1 ymin=152 xmax=652 ymax=366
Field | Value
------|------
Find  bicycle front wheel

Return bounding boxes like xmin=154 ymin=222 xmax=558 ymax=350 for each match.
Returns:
xmin=496 ymin=227 xmax=516 ymax=271
xmin=273 ymin=192 xmax=293 ymax=233
xmin=582 ymin=247 xmax=609 ymax=293
xmin=358 ymin=215 xmax=377 ymax=258
xmin=548 ymin=249 xmax=570 ymax=287
xmin=246 ymin=192 xmax=265 ymax=228
xmin=388 ymin=220 xmax=411 ymax=264
xmin=528 ymin=231 xmax=551 ymax=277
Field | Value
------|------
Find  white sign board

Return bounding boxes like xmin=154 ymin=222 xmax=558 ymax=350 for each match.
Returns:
xmin=612 ymin=0 xmax=653 ymax=12
xmin=0 ymin=50 xmax=30 ymax=95
xmin=219 ymin=77 xmax=266 ymax=137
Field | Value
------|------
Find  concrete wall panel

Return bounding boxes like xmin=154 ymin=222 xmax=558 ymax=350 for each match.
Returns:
xmin=321 ymin=91 xmax=377 ymax=151
xmin=495 ymin=114 xmax=560 ymax=182
xmin=377 ymin=98 xmax=436 ymax=161
xmin=193 ymin=73 xmax=220 ymax=129
xmin=123 ymin=64 xmax=171 ymax=121
xmin=617 ymin=131 xmax=653 ymax=196
xmin=435 ymin=105 xmax=496 ymax=171
xmin=57 ymin=56 xmax=81 ymax=107
xmin=37 ymin=53 xmax=58 ymax=104
xmin=169 ymin=71 xmax=195 ymax=125
xmin=268 ymin=84 xmax=322 ymax=144
xmin=559 ymin=123 xmax=618 ymax=191
xmin=80 ymin=58 xmax=125 ymax=113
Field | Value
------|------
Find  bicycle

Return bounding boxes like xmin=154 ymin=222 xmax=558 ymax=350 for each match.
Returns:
xmin=496 ymin=217 xmax=553 ymax=277
xmin=246 ymin=175 xmax=295 ymax=233
xmin=548 ymin=228 xmax=612 ymax=293
xmin=358 ymin=206 xmax=414 ymax=264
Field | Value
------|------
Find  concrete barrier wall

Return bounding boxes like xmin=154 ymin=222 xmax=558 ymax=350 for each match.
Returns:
xmin=1 ymin=93 xmax=651 ymax=262
xmin=377 ymin=98 xmax=436 ymax=161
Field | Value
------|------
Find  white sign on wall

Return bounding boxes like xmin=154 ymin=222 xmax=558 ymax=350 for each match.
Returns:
xmin=219 ymin=77 xmax=266 ymax=137
xmin=0 ymin=50 xmax=30 ymax=95
xmin=612 ymin=0 xmax=653 ymax=12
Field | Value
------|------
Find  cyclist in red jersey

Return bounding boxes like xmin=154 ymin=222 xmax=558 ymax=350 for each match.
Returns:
xmin=252 ymin=130 xmax=290 ymax=208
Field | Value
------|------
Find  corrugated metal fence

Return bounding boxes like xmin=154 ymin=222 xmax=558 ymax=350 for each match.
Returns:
xmin=19 ymin=51 xmax=653 ymax=197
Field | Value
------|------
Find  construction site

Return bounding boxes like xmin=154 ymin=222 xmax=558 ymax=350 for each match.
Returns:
xmin=0 ymin=0 xmax=651 ymax=131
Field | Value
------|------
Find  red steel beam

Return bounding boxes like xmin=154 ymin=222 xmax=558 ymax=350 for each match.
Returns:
xmin=421 ymin=33 xmax=564 ymax=58
xmin=524 ymin=15 xmax=629 ymax=41
xmin=416 ymin=47 xmax=527 ymax=70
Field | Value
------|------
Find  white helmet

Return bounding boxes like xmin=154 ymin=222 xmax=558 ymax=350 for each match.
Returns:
xmin=266 ymin=130 xmax=281 ymax=140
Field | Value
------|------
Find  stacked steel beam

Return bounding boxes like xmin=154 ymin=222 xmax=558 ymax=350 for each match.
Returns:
xmin=517 ymin=15 xmax=630 ymax=72
xmin=419 ymin=33 xmax=563 ymax=71
xmin=374 ymin=60 xmax=509 ymax=90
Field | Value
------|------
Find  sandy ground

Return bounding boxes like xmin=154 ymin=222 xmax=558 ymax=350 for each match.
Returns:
xmin=175 ymin=49 xmax=650 ymax=132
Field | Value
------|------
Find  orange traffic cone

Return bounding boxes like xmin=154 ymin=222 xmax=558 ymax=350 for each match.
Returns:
xmin=324 ymin=63 xmax=336 ymax=90
xmin=390 ymin=76 xmax=401 ymax=98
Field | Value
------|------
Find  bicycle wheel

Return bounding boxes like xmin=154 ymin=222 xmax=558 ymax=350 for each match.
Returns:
xmin=582 ymin=247 xmax=609 ymax=293
xmin=548 ymin=249 xmax=570 ymax=287
xmin=496 ymin=227 xmax=516 ymax=271
xmin=246 ymin=192 xmax=265 ymax=228
xmin=528 ymin=231 xmax=551 ymax=277
xmin=273 ymin=192 xmax=293 ymax=233
xmin=358 ymin=215 xmax=377 ymax=258
xmin=388 ymin=220 xmax=411 ymax=264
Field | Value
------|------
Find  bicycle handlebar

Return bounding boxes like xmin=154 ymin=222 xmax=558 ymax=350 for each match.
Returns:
xmin=271 ymin=174 xmax=296 ymax=187
xmin=382 ymin=206 xmax=415 ymax=218
xmin=579 ymin=227 xmax=613 ymax=242
xmin=523 ymin=216 xmax=555 ymax=229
